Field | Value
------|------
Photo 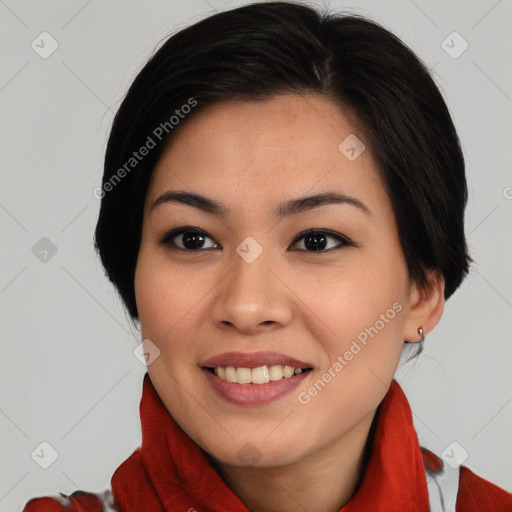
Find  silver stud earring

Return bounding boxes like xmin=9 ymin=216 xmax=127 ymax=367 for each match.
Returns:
xmin=418 ymin=327 xmax=425 ymax=341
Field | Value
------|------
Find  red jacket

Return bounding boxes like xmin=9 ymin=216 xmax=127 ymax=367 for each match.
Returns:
xmin=23 ymin=374 xmax=512 ymax=511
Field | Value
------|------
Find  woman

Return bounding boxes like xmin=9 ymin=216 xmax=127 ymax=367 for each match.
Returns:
xmin=23 ymin=1 xmax=512 ymax=511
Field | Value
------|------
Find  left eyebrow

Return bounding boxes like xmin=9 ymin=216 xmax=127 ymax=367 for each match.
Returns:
xmin=277 ymin=191 xmax=372 ymax=217
xmin=150 ymin=190 xmax=372 ymax=217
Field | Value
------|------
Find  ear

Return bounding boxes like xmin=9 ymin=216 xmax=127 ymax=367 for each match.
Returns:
xmin=402 ymin=270 xmax=445 ymax=342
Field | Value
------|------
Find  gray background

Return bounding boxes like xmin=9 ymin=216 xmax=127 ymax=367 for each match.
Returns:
xmin=1 ymin=0 xmax=511 ymax=510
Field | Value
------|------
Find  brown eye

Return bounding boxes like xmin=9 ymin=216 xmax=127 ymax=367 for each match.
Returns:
xmin=159 ymin=227 xmax=220 ymax=251
xmin=290 ymin=229 xmax=353 ymax=252
xmin=158 ymin=227 xmax=352 ymax=253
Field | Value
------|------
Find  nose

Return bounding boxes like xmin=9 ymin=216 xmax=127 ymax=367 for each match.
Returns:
xmin=211 ymin=249 xmax=293 ymax=335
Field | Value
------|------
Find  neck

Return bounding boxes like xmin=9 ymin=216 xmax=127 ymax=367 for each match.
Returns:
xmin=207 ymin=408 xmax=379 ymax=512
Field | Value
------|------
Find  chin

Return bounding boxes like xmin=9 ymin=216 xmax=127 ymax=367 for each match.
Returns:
xmin=202 ymin=433 xmax=308 ymax=469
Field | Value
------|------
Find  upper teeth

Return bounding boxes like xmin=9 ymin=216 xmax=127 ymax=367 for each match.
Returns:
xmin=213 ymin=365 xmax=304 ymax=384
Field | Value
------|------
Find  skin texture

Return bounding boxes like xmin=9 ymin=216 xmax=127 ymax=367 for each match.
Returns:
xmin=134 ymin=93 xmax=445 ymax=512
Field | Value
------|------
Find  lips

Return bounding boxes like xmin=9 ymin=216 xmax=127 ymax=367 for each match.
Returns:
xmin=200 ymin=351 xmax=314 ymax=405
xmin=200 ymin=350 xmax=314 ymax=370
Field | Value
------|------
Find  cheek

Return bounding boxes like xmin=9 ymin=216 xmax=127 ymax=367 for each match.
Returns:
xmin=296 ymin=266 xmax=406 ymax=428
xmin=298 ymin=255 xmax=407 ymax=383
xmin=299 ymin=254 xmax=405 ymax=329
xmin=134 ymin=248 xmax=178 ymax=340
xmin=134 ymin=248 xmax=213 ymax=348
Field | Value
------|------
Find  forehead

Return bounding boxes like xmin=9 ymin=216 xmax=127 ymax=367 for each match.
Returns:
xmin=146 ymin=94 xmax=389 ymax=216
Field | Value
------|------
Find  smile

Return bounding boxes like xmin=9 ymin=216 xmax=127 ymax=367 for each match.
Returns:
xmin=199 ymin=350 xmax=315 ymax=405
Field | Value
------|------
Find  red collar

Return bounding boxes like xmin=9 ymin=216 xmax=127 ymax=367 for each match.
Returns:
xmin=111 ymin=373 xmax=428 ymax=511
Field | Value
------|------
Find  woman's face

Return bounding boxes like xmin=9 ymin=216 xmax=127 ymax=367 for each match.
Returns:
xmin=134 ymin=93 xmax=432 ymax=467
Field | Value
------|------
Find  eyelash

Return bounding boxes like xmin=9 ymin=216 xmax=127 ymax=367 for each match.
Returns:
xmin=158 ymin=226 xmax=354 ymax=254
